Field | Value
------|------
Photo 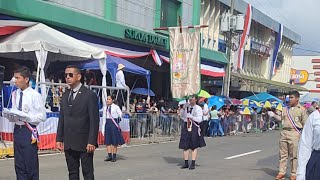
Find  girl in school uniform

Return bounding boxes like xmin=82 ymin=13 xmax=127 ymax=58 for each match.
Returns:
xmin=104 ymin=95 xmax=125 ymax=162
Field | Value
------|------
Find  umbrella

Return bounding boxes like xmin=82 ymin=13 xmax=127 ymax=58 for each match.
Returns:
xmin=300 ymin=92 xmax=320 ymax=103
xmin=219 ymin=95 xmax=233 ymax=105
xmin=232 ymin=99 xmax=242 ymax=105
xmin=263 ymin=101 xmax=273 ymax=108
xmin=131 ymin=88 xmax=155 ymax=96
xmin=272 ymin=101 xmax=284 ymax=111
xmin=275 ymin=103 xmax=283 ymax=111
xmin=197 ymin=90 xmax=211 ymax=98
xmin=207 ymin=96 xmax=225 ymax=110
xmin=239 ymin=106 xmax=254 ymax=115
xmin=242 ymin=99 xmax=262 ymax=108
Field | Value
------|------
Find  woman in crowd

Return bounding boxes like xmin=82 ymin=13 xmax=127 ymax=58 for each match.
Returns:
xmin=104 ymin=95 xmax=125 ymax=162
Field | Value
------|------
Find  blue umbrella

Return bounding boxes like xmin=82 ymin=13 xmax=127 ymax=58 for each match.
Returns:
xmin=131 ymin=88 xmax=155 ymax=96
xmin=208 ymin=96 xmax=225 ymax=110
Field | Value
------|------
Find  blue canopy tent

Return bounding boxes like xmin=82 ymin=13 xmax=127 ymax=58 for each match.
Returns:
xmin=244 ymin=92 xmax=282 ymax=103
xmin=80 ymin=55 xmax=151 ymax=90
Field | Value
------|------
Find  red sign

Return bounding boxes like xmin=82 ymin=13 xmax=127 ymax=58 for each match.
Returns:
xmin=312 ymin=59 xmax=320 ymax=63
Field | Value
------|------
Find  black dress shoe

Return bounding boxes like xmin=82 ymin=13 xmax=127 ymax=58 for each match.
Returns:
xmin=189 ymin=164 xmax=195 ymax=170
xmin=180 ymin=164 xmax=189 ymax=169
xmin=111 ymin=158 xmax=116 ymax=162
xmin=104 ymin=157 xmax=112 ymax=162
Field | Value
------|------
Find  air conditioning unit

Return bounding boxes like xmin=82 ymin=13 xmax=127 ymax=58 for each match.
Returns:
xmin=235 ymin=14 xmax=245 ymax=32
xmin=220 ymin=12 xmax=231 ymax=33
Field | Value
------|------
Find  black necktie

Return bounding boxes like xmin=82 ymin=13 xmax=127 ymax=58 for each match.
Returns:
xmin=68 ymin=90 xmax=75 ymax=104
xmin=108 ymin=105 xmax=111 ymax=113
xmin=189 ymin=107 xmax=193 ymax=114
xmin=18 ymin=91 xmax=23 ymax=111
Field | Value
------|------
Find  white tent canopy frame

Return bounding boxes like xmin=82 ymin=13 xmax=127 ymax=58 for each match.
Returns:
xmin=0 ymin=23 xmax=108 ymax=119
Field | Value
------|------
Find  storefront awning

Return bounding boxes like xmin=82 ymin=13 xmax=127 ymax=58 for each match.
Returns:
xmin=231 ymin=73 xmax=308 ymax=92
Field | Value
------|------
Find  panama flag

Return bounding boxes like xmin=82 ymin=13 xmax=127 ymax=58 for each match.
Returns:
xmin=0 ymin=20 xmax=37 ymax=36
xmin=237 ymin=4 xmax=252 ymax=69
xmin=271 ymin=24 xmax=283 ymax=77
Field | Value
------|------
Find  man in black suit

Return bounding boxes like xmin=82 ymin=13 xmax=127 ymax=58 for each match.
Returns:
xmin=56 ymin=65 xmax=99 ymax=180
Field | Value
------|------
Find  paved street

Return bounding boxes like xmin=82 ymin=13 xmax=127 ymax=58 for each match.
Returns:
xmin=0 ymin=131 xmax=286 ymax=180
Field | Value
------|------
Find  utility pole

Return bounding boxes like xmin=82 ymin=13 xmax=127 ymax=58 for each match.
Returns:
xmin=222 ymin=0 xmax=235 ymax=97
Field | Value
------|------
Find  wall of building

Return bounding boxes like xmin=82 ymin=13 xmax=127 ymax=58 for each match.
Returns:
xmin=200 ymin=0 xmax=220 ymax=51
xmin=47 ymin=0 xmax=104 ymax=17
xmin=272 ymin=37 xmax=294 ymax=83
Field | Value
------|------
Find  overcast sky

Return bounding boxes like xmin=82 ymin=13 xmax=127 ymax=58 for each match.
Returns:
xmin=243 ymin=0 xmax=319 ymax=56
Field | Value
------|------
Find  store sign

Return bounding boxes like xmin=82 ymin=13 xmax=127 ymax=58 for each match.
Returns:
xmin=290 ymin=69 xmax=309 ymax=84
xmin=250 ymin=40 xmax=271 ymax=57
xmin=124 ymin=29 xmax=168 ymax=47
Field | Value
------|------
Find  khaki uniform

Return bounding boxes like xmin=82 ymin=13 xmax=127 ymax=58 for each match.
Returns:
xmin=278 ymin=104 xmax=308 ymax=176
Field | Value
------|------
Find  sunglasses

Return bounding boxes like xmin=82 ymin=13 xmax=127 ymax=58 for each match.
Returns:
xmin=65 ymin=73 xmax=77 ymax=78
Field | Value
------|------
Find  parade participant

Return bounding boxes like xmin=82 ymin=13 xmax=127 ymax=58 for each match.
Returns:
xmin=297 ymin=110 xmax=320 ymax=180
xmin=56 ymin=65 xmax=99 ymax=180
xmin=179 ymin=96 xmax=206 ymax=170
xmin=271 ymin=91 xmax=308 ymax=180
xmin=5 ymin=66 xmax=47 ymax=180
xmin=104 ymin=95 xmax=125 ymax=162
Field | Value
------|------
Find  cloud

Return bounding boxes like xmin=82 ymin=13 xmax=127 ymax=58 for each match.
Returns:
xmin=243 ymin=0 xmax=319 ymax=55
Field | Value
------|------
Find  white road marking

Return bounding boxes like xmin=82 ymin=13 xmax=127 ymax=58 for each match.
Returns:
xmin=224 ymin=150 xmax=262 ymax=160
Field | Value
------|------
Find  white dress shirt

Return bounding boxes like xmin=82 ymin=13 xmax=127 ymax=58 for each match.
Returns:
xmin=297 ymin=110 xmax=320 ymax=180
xmin=69 ymin=83 xmax=82 ymax=99
xmin=203 ymin=103 xmax=209 ymax=121
xmin=180 ymin=103 xmax=203 ymax=123
xmin=106 ymin=103 xmax=122 ymax=119
xmin=11 ymin=86 xmax=46 ymax=126
xmin=116 ymin=70 xmax=127 ymax=88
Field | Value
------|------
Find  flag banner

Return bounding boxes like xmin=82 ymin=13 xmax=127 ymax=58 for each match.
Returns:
xmin=271 ymin=24 xmax=283 ymax=77
xmin=169 ymin=27 xmax=201 ymax=98
xmin=236 ymin=4 xmax=252 ymax=69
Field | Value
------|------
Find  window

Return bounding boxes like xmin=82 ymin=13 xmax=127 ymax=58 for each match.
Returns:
xmin=161 ymin=0 xmax=181 ymax=27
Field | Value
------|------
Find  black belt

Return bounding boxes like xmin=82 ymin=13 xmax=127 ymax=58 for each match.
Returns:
xmin=15 ymin=124 xmax=36 ymax=129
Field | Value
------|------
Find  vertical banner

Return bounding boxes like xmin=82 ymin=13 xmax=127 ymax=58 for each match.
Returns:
xmin=236 ymin=4 xmax=252 ymax=69
xmin=169 ymin=27 xmax=201 ymax=98
xmin=271 ymin=24 xmax=283 ymax=77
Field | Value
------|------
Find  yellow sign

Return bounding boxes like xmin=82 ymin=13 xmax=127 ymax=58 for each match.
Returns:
xmin=290 ymin=69 xmax=309 ymax=84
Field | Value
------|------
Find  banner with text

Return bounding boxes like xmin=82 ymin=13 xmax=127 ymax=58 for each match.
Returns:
xmin=169 ymin=27 xmax=201 ymax=98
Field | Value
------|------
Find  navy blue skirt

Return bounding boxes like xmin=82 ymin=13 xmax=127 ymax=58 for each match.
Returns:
xmin=104 ymin=119 xmax=125 ymax=146
xmin=179 ymin=122 xmax=206 ymax=150
xmin=306 ymin=150 xmax=320 ymax=180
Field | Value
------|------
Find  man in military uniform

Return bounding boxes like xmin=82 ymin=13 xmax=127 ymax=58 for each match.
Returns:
xmin=270 ymin=91 xmax=308 ymax=180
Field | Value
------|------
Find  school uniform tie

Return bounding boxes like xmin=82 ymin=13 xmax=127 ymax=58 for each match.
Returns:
xmin=18 ymin=91 xmax=23 ymax=111
xmin=187 ymin=107 xmax=193 ymax=129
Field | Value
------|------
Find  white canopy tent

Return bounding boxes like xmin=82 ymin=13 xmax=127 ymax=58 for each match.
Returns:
xmin=0 ymin=23 xmax=108 ymax=119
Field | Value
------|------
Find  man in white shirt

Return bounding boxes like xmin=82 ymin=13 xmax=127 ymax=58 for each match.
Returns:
xmin=200 ymin=99 xmax=209 ymax=137
xmin=115 ymin=64 xmax=128 ymax=109
xmin=8 ymin=66 xmax=46 ymax=180
xmin=297 ymin=110 xmax=320 ymax=180
xmin=179 ymin=96 xmax=206 ymax=170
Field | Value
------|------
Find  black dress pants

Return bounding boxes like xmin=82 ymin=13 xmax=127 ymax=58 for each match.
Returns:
xmin=64 ymin=149 xmax=94 ymax=180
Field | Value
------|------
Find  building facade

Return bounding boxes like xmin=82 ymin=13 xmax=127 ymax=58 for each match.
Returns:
xmin=0 ymin=0 xmax=228 ymax=98
xmin=200 ymin=0 xmax=305 ymax=98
